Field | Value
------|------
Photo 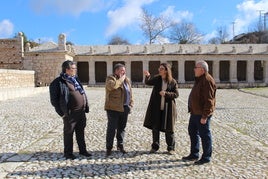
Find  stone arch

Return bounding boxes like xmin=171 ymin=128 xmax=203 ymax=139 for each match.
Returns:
xmin=95 ymin=61 xmax=107 ymax=83
xmin=220 ymin=61 xmax=230 ymax=82
xmin=237 ymin=61 xmax=247 ymax=81
xmin=185 ymin=61 xmax=195 ymax=81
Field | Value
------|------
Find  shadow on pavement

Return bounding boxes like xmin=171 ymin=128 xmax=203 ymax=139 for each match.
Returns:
xmin=1 ymin=150 xmax=192 ymax=178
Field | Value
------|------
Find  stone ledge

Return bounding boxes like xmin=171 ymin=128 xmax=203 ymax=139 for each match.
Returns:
xmin=0 ymin=87 xmax=48 ymax=101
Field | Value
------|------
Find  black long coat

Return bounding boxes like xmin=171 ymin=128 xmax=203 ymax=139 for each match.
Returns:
xmin=143 ymin=75 xmax=179 ymax=132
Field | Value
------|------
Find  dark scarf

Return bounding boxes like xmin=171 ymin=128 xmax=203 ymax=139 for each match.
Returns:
xmin=61 ymin=73 xmax=85 ymax=94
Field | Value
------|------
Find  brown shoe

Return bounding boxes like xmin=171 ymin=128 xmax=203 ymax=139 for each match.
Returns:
xmin=117 ymin=145 xmax=127 ymax=154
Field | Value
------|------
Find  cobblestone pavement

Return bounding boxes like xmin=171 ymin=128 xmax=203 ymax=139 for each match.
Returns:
xmin=0 ymin=87 xmax=267 ymax=179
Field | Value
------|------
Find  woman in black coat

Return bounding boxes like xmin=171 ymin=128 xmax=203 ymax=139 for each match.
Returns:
xmin=143 ymin=63 xmax=179 ymax=155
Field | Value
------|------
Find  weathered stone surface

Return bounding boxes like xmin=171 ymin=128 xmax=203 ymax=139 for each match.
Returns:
xmin=0 ymin=87 xmax=267 ymax=178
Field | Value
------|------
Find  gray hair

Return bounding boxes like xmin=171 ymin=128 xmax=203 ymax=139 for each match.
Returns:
xmin=113 ymin=63 xmax=125 ymax=73
xmin=196 ymin=60 xmax=209 ymax=72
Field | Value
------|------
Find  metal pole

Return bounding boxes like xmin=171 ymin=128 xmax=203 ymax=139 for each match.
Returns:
xmin=232 ymin=22 xmax=235 ymax=41
xmin=264 ymin=12 xmax=268 ymax=31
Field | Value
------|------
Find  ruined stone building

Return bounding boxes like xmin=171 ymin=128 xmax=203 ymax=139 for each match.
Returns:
xmin=1 ymin=33 xmax=268 ymax=88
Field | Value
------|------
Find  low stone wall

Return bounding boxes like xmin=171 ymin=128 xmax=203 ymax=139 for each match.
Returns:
xmin=0 ymin=69 xmax=47 ymax=101
xmin=0 ymin=87 xmax=48 ymax=101
xmin=0 ymin=69 xmax=35 ymax=88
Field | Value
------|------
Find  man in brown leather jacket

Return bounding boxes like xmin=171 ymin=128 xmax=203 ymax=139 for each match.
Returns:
xmin=182 ymin=60 xmax=216 ymax=165
xmin=104 ymin=63 xmax=133 ymax=156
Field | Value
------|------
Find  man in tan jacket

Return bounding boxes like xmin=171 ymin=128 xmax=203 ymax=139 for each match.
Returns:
xmin=104 ymin=63 xmax=133 ymax=156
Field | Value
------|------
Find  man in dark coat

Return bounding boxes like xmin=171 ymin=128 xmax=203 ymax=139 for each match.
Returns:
xmin=49 ymin=60 xmax=91 ymax=160
xmin=143 ymin=63 xmax=179 ymax=155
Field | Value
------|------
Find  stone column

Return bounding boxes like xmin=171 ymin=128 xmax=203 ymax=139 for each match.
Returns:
xmin=143 ymin=60 xmax=149 ymax=82
xmin=213 ymin=61 xmax=220 ymax=83
xmin=58 ymin=33 xmax=66 ymax=50
xmin=178 ymin=60 xmax=185 ymax=83
xmin=264 ymin=60 xmax=268 ymax=84
xmin=88 ymin=60 xmax=95 ymax=85
xmin=230 ymin=60 xmax=238 ymax=83
xmin=107 ymin=60 xmax=113 ymax=76
xmin=247 ymin=60 xmax=254 ymax=83
xmin=18 ymin=32 xmax=24 ymax=56
xmin=125 ymin=61 xmax=131 ymax=79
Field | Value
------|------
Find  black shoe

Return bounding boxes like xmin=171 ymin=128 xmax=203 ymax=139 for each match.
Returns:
xmin=79 ymin=151 xmax=92 ymax=157
xmin=117 ymin=145 xmax=127 ymax=154
xmin=194 ymin=159 xmax=210 ymax=165
xmin=106 ymin=149 xmax=112 ymax=156
xmin=149 ymin=148 xmax=157 ymax=154
xmin=182 ymin=155 xmax=199 ymax=161
xmin=64 ymin=154 xmax=76 ymax=160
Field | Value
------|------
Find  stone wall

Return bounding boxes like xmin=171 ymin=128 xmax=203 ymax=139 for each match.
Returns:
xmin=23 ymin=53 xmax=73 ymax=86
xmin=0 ymin=69 xmax=35 ymax=88
xmin=0 ymin=33 xmax=23 ymax=69
xmin=0 ymin=69 xmax=49 ymax=101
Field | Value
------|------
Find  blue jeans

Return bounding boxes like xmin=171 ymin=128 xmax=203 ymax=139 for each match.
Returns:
xmin=188 ymin=114 xmax=212 ymax=161
xmin=106 ymin=106 xmax=130 ymax=150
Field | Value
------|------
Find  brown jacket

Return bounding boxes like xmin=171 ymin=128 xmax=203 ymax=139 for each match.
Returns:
xmin=188 ymin=72 xmax=216 ymax=118
xmin=104 ymin=74 xmax=133 ymax=112
xmin=143 ymin=75 xmax=179 ymax=132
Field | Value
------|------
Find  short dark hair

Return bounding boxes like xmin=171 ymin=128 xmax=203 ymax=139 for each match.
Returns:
xmin=62 ymin=60 xmax=75 ymax=73
xmin=113 ymin=63 xmax=125 ymax=73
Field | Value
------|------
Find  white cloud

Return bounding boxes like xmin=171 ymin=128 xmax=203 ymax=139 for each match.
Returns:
xmin=105 ymin=0 xmax=156 ymax=37
xmin=203 ymin=30 xmax=217 ymax=43
xmin=29 ymin=0 xmax=113 ymax=16
xmin=160 ymin=6 xmax=193 ymax=23
xmin=205 ymin=0 xmax=268 ymax=42
xmin=234 ymin=0 xmax=268 ymax=34
xmin=155 ymin=35 xmax=170 ymax=44
xmin=0 ymin=19 xmax=14 ymax=38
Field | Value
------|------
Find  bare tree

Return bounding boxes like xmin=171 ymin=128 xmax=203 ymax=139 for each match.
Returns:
xmin=246 ymin=20 xmax=268 ymax=43
xmin=140 ymin=8 xmax=174 ymax=44
xmin=208 ymin=37 xmax=219 ymax=44
xmin=217 ymin=26 xmax=229 ymax=43
xmin=108 ymin=35 xmax=130 ymax=45
xmin=169 ymin=21 xmax=203 ymax=44
xmin=208 ymin=26 xmax=229 ymax=44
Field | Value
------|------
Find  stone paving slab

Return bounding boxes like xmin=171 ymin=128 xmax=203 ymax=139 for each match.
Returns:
xmin=0 ymin=87 xmax=267 ymax=178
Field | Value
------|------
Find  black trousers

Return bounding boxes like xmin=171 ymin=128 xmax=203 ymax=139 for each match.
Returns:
xmin=106 ymin=106 xmax=130 ymax=150
xmin=63 ymin=110 xmax=87 ymax=156
xmin=151 ymin=111 xmax=175 ymax=151
xmin=152 ymin=129 xmax=175 ymax=151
